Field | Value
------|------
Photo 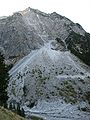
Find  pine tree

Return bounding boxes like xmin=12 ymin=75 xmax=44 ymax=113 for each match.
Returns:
xmin=17 ymin=103 xmax=21 ymax=115
xmin=21 ymin=108 xmax=25 ymax=117
xmin=16 ymin=103 xmax=25 ymax=117
xmin=9 ymin=103 xmax=13 ymax=110
xmin=0 ymin=52 xmax=9 ymax=106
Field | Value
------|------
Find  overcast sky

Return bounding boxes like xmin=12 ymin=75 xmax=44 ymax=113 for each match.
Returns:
xmin=0 ymin=0 xmax=90 ymax=32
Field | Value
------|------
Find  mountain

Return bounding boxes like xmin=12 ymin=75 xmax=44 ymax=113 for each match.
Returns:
xmin=8 ymin=39 xmax=90 ymax=120
xmin=65 ymin=31 xmax=90 ymax=65
xmin=0 ymin=7 xmax=90 ymax=120
xmin=0 ymin=7 xmax=89 ymax=65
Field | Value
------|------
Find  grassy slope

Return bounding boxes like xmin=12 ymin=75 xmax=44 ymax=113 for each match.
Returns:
xmin=0 ymin=106 xmax=43 ymax=120
xmin=0 ymin=106 xmax=27 ymax=120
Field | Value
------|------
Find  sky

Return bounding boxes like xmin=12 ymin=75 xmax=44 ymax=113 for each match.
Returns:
xmin=0 ymin=0 xmax=90 ymax=32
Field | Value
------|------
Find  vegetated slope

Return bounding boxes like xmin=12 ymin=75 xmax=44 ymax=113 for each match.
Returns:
xmin=0 ymin=7 xmax=89 ymax=65
xmin=65 ymin=31 xmax=90 ymax=65
xmin=0 ymin=106 xmax=27 ymax=120
xmin=0 ymin=106 xmax=43 ymax=120
xmin=8 ymin=40 xmax=90 ymax=120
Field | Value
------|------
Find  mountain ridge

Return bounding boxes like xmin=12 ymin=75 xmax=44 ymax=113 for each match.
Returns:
xmin=0 ymin=7 xmax=88 ymax=65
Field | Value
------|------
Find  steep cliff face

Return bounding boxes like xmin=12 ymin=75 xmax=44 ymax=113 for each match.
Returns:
xmin=0 ymin=7 xmax=87 ymax=65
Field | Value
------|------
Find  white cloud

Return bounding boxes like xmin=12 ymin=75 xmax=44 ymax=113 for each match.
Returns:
xmin=0 ymin=0 xmax=90 ymax=32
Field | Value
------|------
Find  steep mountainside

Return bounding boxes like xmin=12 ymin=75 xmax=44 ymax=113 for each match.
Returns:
xmin=8 ymin=40 xmax=90 ymax=120
xmin=8 ymin=40 xmax=90 ymax=103
xmin=0 ymin=7 xmax=89 ymax=65
xmin=0 ymin=7 xmax=90 ymax=120
xmin=65 ymin=31 xmax=90 ymax=65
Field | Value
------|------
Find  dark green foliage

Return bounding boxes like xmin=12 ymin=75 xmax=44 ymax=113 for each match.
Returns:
xmin=9 ymin=103 xmax=13 ymax=110
xmin=55 ymin=37 xmax=66 ymax=50
xmin=31 ymin=116 xmax=43 ymax=120
xmin=59 ymin=81 xmax=77 ymax=103
xmin=84 ymin=91 xmax=90 ymax=104
xmin=27 ymin=102 xmax=35 ymax=108
xmin=78 ymin=106 xmax=90 ymax=112
xmin=23 ymin=86 xmax=27 ymax=96
xmin=65 ymin=31 xmax=90 ymax=66
xmin=0 ymin=52 xmax=9 ymax=106
xmin=16 ymin=103 xmax=25 ymax=117
xmin=7 ymin=64 xmax=13 ymax=71
xmin=20 ymin=108 xmax=25 ymax=117
xmin=9 ymin=103 xmax=25 ymax=117
xmin=3 ymin=103 xmax=8 ymax=108
xmin=15 ymin=103 xmax=21 ymax=115
xmin=16 ymin=104 xmax=21 ymax=115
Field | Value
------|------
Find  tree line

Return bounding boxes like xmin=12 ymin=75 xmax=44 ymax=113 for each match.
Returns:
xmin=0 ymin=52 xmax=25 ymax=117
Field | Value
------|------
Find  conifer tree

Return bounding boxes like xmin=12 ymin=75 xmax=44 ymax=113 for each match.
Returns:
xmin=9 ymin=103 xmax=13 ymax=110
xmin=16 ymin=103 xmax=25 ymax=117
xmin=0 ymin=52 xmax=9 ymax=106
xmin=17 ymin=103 xmax=21 ymax=115
xmin=21 ymin=108 xmax=25 ymax=117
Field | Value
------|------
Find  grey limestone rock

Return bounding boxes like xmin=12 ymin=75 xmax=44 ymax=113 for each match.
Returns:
xmin=0 ymin=7 xmax=86 ymax=65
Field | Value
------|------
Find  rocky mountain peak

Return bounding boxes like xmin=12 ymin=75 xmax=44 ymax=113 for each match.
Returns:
xmin=0 ymin=7 xmax=87 ymax=65
xmin=18 ymin=7 xmax=31 ymax=16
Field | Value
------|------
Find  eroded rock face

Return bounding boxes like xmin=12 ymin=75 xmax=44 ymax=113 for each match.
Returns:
xmin=8 ymin=40 xmax=90 ymax=105
xmin=0 ymin=7 xmax=87 ymax=65
xmin=8 ymin=40 xmax=90 ymax=120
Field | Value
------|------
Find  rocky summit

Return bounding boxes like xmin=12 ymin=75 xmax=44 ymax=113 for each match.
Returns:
xmin=0 ymin=7 xmax=90 ymax=120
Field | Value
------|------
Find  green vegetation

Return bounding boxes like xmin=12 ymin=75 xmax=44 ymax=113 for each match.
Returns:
xmin=17 ymin=104 xmax=25 ymax=117
xmin=31 ymin=116 xmax=43 ymax=120
xmin=38 ymin=76 xmax=47 ymax=85
xmin=0 ymin=106 xmax=27 ymax=120
xmin=84 ymin=91 xmax=90 ymax=104
xmin=9 ymin=103 xmax=25 ymax=118
xmin=57 ymin=79 xmax=90 ymax=104
xmin=65 ymin=31 xmax=90 ymax=66
xmin=78 ymin=105 xmax=90 ymax=112
xmin=59 ymin=81 xmax=77 ymax=103
xmin=0 ymin=52 xmax=9 ymax=106
xmin=23 ymin=86 xmax=27 ymax=96
xmin=32 ymin=68 xmax=48 ymax=85
xmin=0 ymin=105 xmax=43 ymax=120
xmin=27 ymin=102 xmax=35 ymax=109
